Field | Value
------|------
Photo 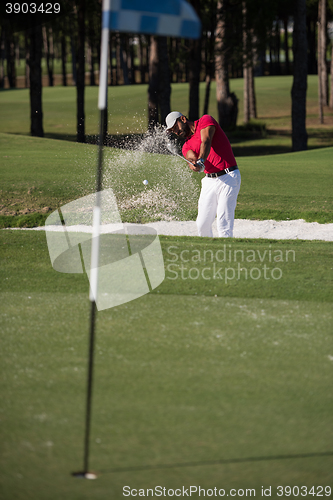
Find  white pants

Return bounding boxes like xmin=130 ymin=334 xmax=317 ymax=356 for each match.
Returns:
xmin=196 ymin=169 xmax=241 ymax=238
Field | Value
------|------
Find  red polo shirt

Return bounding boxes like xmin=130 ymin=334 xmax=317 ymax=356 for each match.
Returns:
xmin=182 ymin=115 xmax=237 ymax=174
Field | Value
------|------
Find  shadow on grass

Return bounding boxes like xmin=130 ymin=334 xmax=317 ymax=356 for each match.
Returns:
xmin=44 ymin=133 xmax=78 ymax=142
xmin=34 ymin=127 xmax=333 ymax=157
xmin=45 ymin=131 xmax=290 ymax=157
xmin=99 ymin=451 xmax=333 ymax=474
xmin=232 ymin=144 xmax=292 ymax=156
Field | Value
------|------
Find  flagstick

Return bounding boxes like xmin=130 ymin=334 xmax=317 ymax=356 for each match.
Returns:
xmin=71 ymin=0 xmax=201 ymax=479
xmin=73 ymin=1 xmax=110 ymax=479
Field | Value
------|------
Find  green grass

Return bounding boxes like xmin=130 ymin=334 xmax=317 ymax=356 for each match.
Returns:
xmin=1 ymin=132 xmax=332 ymax=226
xmin=0 ymin=76 xmax=332 ymax=153
xmin=0 ymin=230 xmax=332 ymax=499
xmin=1 ymin=73 xmax=332 ymax=500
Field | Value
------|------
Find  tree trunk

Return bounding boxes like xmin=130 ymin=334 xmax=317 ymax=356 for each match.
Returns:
xmin=48 ymin=28 xmax=54 ymax=86
xmin=307 ymin=18 xmax=317 ymax=74
xmin=188 ymin=37 xmax=201 ymax=121
xmin=175 ymin=38 xmax=182 ymax=83
xmin=138 ymin=36 xmax=144 ymax=84
xmin=145 ymin=42 xmax=149 ymax=84
xmin=168 ymin=38 xmax=175 ymax=83
xmin=88 ymin=44 xmax=96 ymax=86
xmin=203 ymin=5 xmax=216 ymax=116
xmin=188 ymin=0 xmax=201 ymax=121
xmin=249 ymin=65 xmax=257 ymax=119
xmin=5 ymin=23 xmax=16 ymax=88
xmin=184 ymin=39 xmax=190 ymax=82
xmin=203 ymin=74 xmax=211 ymax=115
xmin=329 ymin=44 xmax=333 ymax=109
xmin=120 ymin=35 xmax=129 ymax=85
xmin=283 ymin=18 xmax=290 ymax=75
xmin=116 ymin=33 xmax=122 ymax=85
xmin=275 ymin=20 xmax=281 ymax=75
xmin=61 ymin=32 xmax=67 ymax=86
xmin=157 ymin=36 xmax=171 ymax=124
xmin=28 ymin=21 xmax=44 ymax=137
xmin=242 ymin=0 xmax=250 ymax=123
xmin=0 ymin=28 xmax=5 ymax=89
xmin=88 ymin=16 xmax=96 ymax=86
xmin=25 ymin=30 xmax=30 ymax=88
xmin=215 ymin=0 xmax=238 ymax=130
xmin=109 ymin=35 xmax=114 ymax=85
xmin=70 ymin=34 xmax=77 ymax=85
xmin=43 ymin=26 xmax=54 ymax=87
xmin=243 ymin=65 xmax=249 ymax=123
xmin=269 ymin=30 xmax=274 ymax=76
xmin=76 ymin=0 xmax=86 ymax=143
xmin=291 ymin=0 xmax=307 ymax=151
xmin=129 ymin=37 xmax=135 ymax=84
xmin=148 ymin=36 xmax=159 ymax=129
xmin=318 ymin=0 xmax=327 ymax=123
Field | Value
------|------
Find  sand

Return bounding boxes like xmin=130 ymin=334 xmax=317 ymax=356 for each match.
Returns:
xmin=16 ymin=218 xmax=333 ymax=241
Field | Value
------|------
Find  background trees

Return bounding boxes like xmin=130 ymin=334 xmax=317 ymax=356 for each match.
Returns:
xmin=1 ymin=0 xmax=333 ymax=151
xmin=292 ymin=0 xmax=308 ymax=151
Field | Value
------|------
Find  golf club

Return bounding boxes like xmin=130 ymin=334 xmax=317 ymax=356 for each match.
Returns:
xmin=166 ymin=141 xmax=196 ymax=167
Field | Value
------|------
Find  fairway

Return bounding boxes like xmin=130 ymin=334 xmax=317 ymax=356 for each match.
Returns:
xmin=0 ymin=230 xmax=332 ymax=499
xmin=0 ymin=76 xmax=333 ymax=150
xmin=1 ymin=132 xmax=333 ymax=227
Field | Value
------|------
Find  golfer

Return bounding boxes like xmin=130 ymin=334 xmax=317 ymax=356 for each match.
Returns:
xmin=166 ymin=112 xmax=241 ymax=238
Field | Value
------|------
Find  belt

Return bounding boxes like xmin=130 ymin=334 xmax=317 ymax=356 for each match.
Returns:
xmin=206 ymin=166 xmax=238 ymax=178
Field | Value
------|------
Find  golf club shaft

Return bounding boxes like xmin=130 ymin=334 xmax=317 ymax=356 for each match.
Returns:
xmin=170 ymin=150 xmax=196 ymax=166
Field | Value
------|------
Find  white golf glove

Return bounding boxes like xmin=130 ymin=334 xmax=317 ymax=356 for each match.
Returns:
xmin=196 ymin=158 xmax=205 ymax=172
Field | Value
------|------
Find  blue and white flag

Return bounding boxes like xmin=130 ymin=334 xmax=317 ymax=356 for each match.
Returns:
xmin=103 ymin=0 xmax=201 ymax=39
xmin=98 ymin=0 xmax=201 ymax=109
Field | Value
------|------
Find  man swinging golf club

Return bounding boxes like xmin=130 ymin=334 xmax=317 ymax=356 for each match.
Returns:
xmin=166 ymin=112 xmax=241 ymax=238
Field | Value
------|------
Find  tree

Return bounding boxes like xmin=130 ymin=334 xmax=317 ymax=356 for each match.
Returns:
xmin=291 ymin=0 xmax=307 ymax=151
xmin=76 ymin=0 xmax=86 ymax=143
xmin=242 ymin=0 xmax=257 ymax=123
xmin=148 ymin=36 xmax=159 ymax=129
xmin=4 ymin=21 xmax=17 ymax=88
xmin=147 ymin=36 xmax=171 ymax=129
xmin=0 ymin=28 xmax=5 ymax=89
xmin=188 ymin=36 xmax=201 ymax=121
xmin=215 ymin=0 xmax=238 ymax=129
xmin=42 ymin=26 xmax=54 ymax=86
xmin=87 ymin=0 xmax=100 ymax=87
xmin=306 ymin=0 xmax=318 ymax=75
xmin=188 ymin=0 xmax=202 ymax=121
xmin=60 ymin=26 xmax=68 ymax=86
xmin=27 ymin=19 xmax=44 ymax=137
xmin=329 ymin=0 xmax=333 ymax=108
xmin=157 ymin=37 xmax=171 ymax=124
xmin=318 ymin=0 xmax=328 ymax=123
xmin=202 ymin=0 xmax=217 ymax=115
xmin=282 ymin=16 xmax=291 ymax=74
xmin=330 ymin=43 xmax=333 ymax=108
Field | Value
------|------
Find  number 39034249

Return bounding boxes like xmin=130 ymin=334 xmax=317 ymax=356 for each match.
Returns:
xmin=277 ymin=486 xmax=331 ymax=497
xmin=5 ymin=3 xmax=61 ymax=14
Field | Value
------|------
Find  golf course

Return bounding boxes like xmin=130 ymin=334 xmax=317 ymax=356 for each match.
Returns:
xmin=1 ymin=75 xmax=333 ymax=499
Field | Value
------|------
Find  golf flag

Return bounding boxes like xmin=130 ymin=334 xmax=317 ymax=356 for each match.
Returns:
xmin=104 ymin=0 xmax=201 ymax=39
xmin=98 ymin=0 xmax=201 ymax=109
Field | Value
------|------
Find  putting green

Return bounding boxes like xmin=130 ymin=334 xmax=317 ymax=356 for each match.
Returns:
xmin=1 ymin=292 xmax=332 ymax=499
xmin=0 ymin=230 xmax=332 ymax=499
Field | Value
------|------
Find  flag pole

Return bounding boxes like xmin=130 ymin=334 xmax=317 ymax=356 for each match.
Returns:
xmin=71 ymin=0 xmax=201 ymax=479
xmin=72 ymin=0 xmax=110 ymax=480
